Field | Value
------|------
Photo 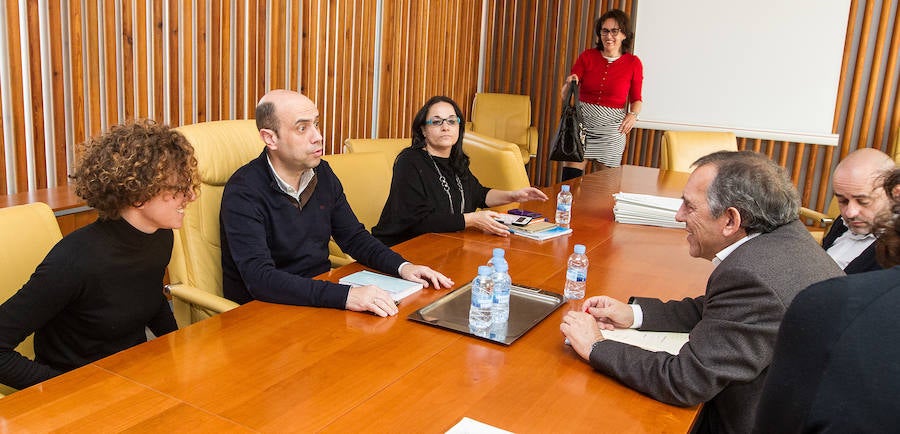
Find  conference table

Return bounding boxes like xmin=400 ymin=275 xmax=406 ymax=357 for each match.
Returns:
xmin=0 ymin=165 xmax=713 ymax=432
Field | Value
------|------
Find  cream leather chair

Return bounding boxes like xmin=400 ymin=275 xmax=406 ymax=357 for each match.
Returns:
xmin=343 ymin=138 xmax=411 ymax=168
xmin=0 ymin=202 xmax=62 ymax=395
xmin=463 ymin=131 xmax=531 ymax=212
xmin=894 ymin=134 xmax=899 ymax=164
xmin=800 ymin=200 xmax=840 ymax=244
xmin=469 ymin=93 xmax=538 ymax=164
xmin=166 ymin=120 xmax=260 ymax=327
xmin=659 ymin=131 xmax=738 ymax=173
xmin=321 ymin=152 xmax=393 ymax=266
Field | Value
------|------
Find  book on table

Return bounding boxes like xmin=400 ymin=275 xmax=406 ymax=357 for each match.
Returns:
xmin=338 ymin=270 xmax=423 ymax=302
xmin=508 ymin=224 xmax=572 ymax=241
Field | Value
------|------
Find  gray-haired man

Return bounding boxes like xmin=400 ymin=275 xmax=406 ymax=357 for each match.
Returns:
xmin=561 ymin=151 xmax=843 ymax=434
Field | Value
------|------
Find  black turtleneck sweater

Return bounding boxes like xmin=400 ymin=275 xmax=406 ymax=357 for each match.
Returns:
xmin=0 ymin=218 xmax=177 ymax=390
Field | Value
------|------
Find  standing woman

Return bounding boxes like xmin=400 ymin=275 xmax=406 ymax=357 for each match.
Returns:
xmin=373 ymin=96 xmax=547 ymax=246
xmin=0 ymin=120 xmax=197 ymax=391
xmin=561 ymin=9 xmax=643 ymax=181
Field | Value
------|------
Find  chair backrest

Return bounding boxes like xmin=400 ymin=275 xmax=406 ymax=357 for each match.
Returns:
xmin=0 ymin=202 xmax=62 ymax=394
xmin=322 ymin=152 xmax=392 ymax=230
xmin=170 ymin=120 xmax=263 ymax=324
xmin=471 ymin=92 xmax=532 ymax=146
xmin=463 ymin=131 xmax=530 ymax=212
xmin=343 ymin=138 xmax=411 ymax=168
xmin=321 ymin=152 xmax=393 ymax=266
xmin=659 ymin=131 xmax=738 ymax=173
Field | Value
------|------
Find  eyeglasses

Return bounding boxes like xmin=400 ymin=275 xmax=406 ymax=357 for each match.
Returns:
xmin=424 ymin=116 xmax=461 ymax=127
xmin=600 ymin=28 xmax=621 ymax=36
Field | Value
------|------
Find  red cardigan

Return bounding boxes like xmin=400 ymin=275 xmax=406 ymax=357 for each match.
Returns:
xmin=571 ymin=50 xmax=643 ymax=109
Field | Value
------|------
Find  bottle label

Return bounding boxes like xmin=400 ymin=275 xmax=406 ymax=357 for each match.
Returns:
xmin=557 ymin=203 xmax=571 ymax=212
xmin=566 ymin=268 xmax=587 ymax=282
xmin=472 ymin=288 xmax=492 ymax=308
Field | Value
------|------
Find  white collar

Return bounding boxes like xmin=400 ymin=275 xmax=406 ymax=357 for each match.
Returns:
xmin=713 ymin=232 xmax=761 ymax=267
xmin=266 ymin=154 xmax=315 ymax=201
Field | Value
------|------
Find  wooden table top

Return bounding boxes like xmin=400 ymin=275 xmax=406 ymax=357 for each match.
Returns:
xmin=0 ymin=183 xmax=87 ymax=214
xmin=0 ymin=165 xmax=712 ymax=433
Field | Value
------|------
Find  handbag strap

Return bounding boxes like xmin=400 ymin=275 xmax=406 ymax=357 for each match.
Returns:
xmin=566 ymin=81 xmax=579 ymax=108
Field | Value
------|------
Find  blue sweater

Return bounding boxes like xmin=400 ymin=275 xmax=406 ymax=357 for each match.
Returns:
xmin=220 ymin=151 xmax=406 ymax=308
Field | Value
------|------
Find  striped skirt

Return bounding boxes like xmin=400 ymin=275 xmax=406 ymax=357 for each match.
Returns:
xmin=578 ymin=101 xmax=626 ymax=167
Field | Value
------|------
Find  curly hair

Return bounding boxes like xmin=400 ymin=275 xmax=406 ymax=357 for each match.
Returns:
xmin=595 ymin=9 xmax=634 ymax=54
xmin=876 ymin=168 xmax=900 ymax=268
xmin=72 ymin=120 xmax=199 ymax=219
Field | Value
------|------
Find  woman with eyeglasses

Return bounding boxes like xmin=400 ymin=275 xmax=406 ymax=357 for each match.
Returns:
xmin=560 ymin=9 xmax=643 ymax=181
xmin=372 ymin=96 xmax=547 ymax=246
xmin=0 ymin=120 xmax=197 ymax=391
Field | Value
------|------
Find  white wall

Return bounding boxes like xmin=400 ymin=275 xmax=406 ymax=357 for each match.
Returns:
xmin=633 ymin=0 xmax=851 ymax=145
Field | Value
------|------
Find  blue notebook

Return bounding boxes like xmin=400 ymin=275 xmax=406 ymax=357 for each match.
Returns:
xmin=508 ymin=224 xmax=572 ymax=241
xmin=338 ymin=270 xmax=424 ymax=301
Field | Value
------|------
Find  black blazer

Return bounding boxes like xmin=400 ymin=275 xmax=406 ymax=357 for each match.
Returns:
xmin=753 ymin=267 xmax=900 ymax=433
xmin=821 ymin=218 xmax=881 ymax=274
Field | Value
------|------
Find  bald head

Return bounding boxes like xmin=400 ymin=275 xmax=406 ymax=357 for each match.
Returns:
xmin=832 ymin=148 xmax=896 ymax=235
xmin=255 ymin=89 xmax=318 ymax=133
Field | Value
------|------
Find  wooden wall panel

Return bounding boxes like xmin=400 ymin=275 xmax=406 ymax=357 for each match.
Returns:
xmin=482 ymin=0 xmax=900 ymax=214
xmin=1 ymin=0 xmax=896 ymax=218
xmin=375 ymin=0 xmax=482 ymax=144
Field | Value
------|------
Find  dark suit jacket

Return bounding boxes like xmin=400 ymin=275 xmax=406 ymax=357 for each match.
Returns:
xmin=753 ymin=266 xmax=900 ymax=433
xmin=588 ymin=220 xmax=844 ymax=434
xmin=821 ymin=218 xmax=881 ymax=274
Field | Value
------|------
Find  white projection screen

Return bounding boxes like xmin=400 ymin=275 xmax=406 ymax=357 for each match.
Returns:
xmin=632 ymin=0 xmax=851 ymax=145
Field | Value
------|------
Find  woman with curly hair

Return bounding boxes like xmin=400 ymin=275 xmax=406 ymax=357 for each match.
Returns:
xmin=0 ymin=120 xmax=198 ymax=391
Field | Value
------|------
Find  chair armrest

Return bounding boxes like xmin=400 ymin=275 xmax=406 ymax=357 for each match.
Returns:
xmin=526 ymin=126 xmax=538 ymax=157
xmin=328 ymin=239 xmax=356 ymax=268
xmin=165 ymin=283 xmax=240 ymax=314
xmin=799 ymin=206 xmax=834 ymax=227
xmin=329 ymin=254 xmax=355 ymax=268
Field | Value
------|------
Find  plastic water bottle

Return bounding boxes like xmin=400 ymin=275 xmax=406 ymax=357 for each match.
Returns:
xmin=491 ymin=260 xmax=511 ymax=323
xmin=469 ymin=266 xmax=494 ymax=333
xmin=556 ymin=184 xmax=573 ymax=228
xmin=490 ymin=317 xmax=508 ymax=342
xmin=564 ymin=244 xmax=588 ymax=301
xmin=487 ymin=248 xmax=506 ymax=270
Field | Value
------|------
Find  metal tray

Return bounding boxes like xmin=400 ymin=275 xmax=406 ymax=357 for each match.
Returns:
xmin=408 ymin=281 xmax=565 ymax=345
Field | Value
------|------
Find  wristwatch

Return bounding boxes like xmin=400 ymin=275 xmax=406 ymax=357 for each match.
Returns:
xmin=627 ymin=111 xmax=638 ymax=118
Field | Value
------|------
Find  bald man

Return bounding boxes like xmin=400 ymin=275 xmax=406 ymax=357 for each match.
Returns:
xmin=220 ymin=90 xmax=453 ymax=316
xmin=822 ymin=148 xmax=896 ymax=273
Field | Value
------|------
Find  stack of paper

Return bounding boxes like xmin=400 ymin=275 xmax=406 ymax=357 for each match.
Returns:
xmin=612 ymin=192 xmax=685 ymax=229
xmin=601 ymin=328 xmax=689 ymax=355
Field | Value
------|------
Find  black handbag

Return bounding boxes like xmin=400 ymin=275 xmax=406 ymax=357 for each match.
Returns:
xmin=549 ymin=81 xmax=586 ymax=162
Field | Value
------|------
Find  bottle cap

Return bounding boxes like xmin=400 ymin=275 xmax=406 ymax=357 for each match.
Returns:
xmin=574 ymin=244 xmax=586 ymax=254
xmin=493 ymin=261 xmax=509 ymax=272
xmin=478 ymin=265 xmax=492 ymax=276
xmin=492 ymin=248 xmax=505 ymax=258
xmin=561 ymin=185 xmax=570 ymax=192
